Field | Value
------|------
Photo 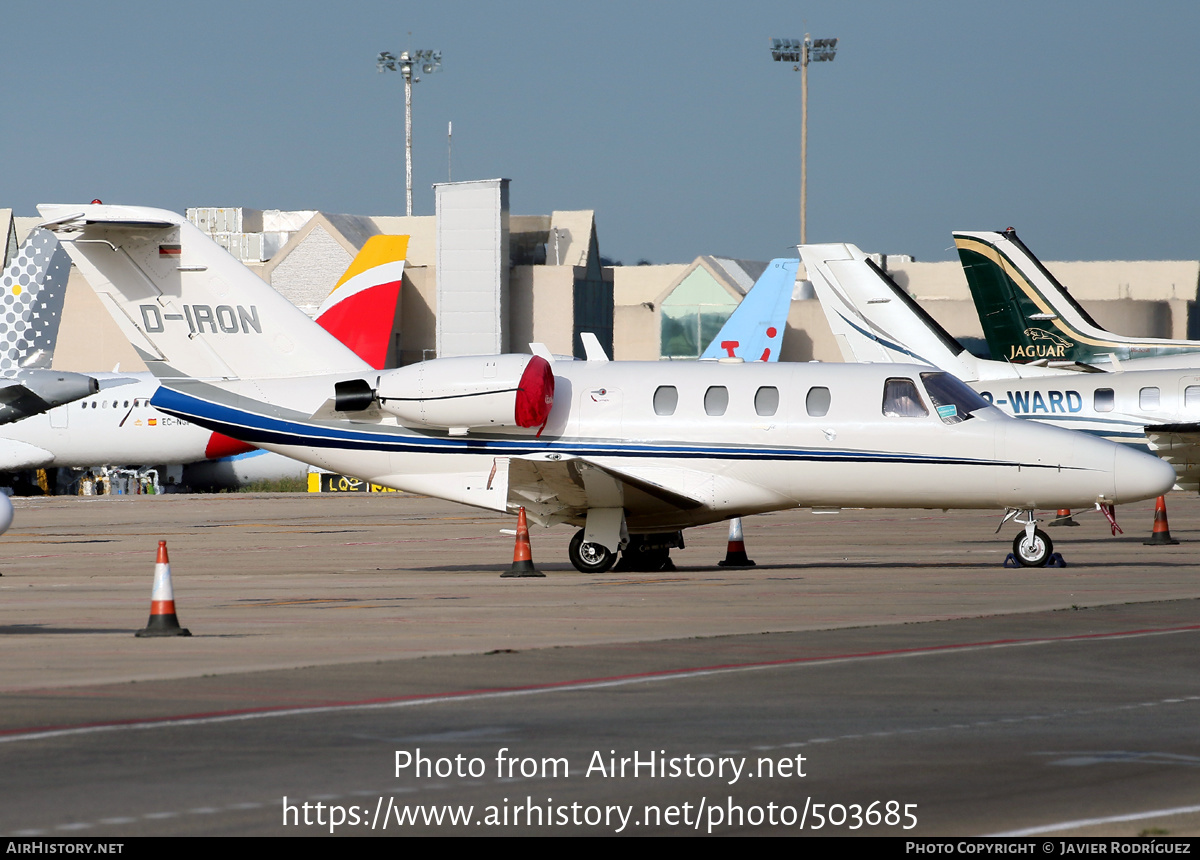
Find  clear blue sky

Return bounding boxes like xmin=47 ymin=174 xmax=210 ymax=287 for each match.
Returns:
xmin=4 ymin=1 xmax=1197 ymax=265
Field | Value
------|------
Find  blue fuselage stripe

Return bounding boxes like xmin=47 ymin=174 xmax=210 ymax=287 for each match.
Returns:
xmin=153 ymin=386 xmax=1040 ymax=469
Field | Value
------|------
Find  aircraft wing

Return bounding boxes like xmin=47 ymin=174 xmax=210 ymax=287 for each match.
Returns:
xmin=1144 ymin=423 xmax=1200 ymax=491
xmin=0 ymin=382 xmax=55 ymax=424
xmin=0 ymin=438 xmax=54 ymax=471
xmin=506 ymin=453 xmax=705 ymax=528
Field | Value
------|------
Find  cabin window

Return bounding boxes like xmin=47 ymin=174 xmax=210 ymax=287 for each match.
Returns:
xmin=1139 ymin=387 xmax=1161 ymax=411
xmin=882 ymin=378 xmax=928 ymax=418
xmin=805 ymin=386 xmax=831 ymax=417
xmin=704 ymin=386 xmax=729 ymax=416
xmin=920 ymin=372 xmax=988 ymax=425
xmin=653 ymin=385 xmax=678 ymax=416
xmin=1186 ymin=386 xmax=1200 ymax=409
xmin=755 ymin=386 xmax=780 ymax=416
xmin=1094 ymin=388 xmax=1114 ymax=412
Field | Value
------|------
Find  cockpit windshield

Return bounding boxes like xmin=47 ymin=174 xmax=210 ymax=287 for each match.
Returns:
xmin=920 ymin=372 xmax=990 ymax=425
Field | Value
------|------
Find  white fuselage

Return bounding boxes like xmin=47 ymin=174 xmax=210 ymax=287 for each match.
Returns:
xmin=0 ymin=373 xmax=219 ymax=471
xmin=153 ymin=359 xmax=1172 ymax=532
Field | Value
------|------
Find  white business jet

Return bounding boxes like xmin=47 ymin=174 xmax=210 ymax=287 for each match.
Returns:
xmin=41 ymin=204 xmax=1174 ymax=570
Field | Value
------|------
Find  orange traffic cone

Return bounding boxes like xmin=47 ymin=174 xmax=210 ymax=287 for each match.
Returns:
xmin=718 ymin=517 xmax=755 ymax=567
xmin=1144 ymin=496 xmax=1180 ymax=546
xmin=1048 ymin=508 xmax=1079 ymax=527
xmin=501 ymin=507 xmax=545 ymax=577
xmin=135 ymin=541 xmax=192 ymax=637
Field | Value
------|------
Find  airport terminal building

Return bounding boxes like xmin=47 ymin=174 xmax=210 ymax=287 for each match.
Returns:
xmin=2 ymin=183 xmax=1198 ymax=376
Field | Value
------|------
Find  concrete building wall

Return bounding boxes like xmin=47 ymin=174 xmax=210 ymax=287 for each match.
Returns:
xmin=52 ymin=270 xmax=148 ymax=372
xmin=435 ymin=179 xmax=511 ymax=357
xmin=269 ymin=223 xmax=354 ymax=314
xmin=1049 ymin=260 xmax=1200 ymax=302
xmin=373 ymin=216 xmax=437 ymax=267
xmin=614 ymin=264 xmax=689 ymax=307
xmin=780 ymin=300 xmax=840 ymax=363
xmin=510 ymin=265 xmax=576 ymax=357
xmin=613 ymin=303 xmax=659 ymax=360
xmin=398 ymin=265 xmax=437 ymax=365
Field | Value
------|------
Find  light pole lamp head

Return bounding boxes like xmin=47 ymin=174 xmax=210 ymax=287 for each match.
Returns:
xmin=769 ymin=36 xmax=837 ymax=69
xmin=415 ymin=49 xmax=442 ymax=76
xmin=376 ymin=51 xmax=398 ymax=73
xmin=808 ymin=37 xmax=838 ymax=63
xmin=770 ymin=38 xmax=804 ymax=64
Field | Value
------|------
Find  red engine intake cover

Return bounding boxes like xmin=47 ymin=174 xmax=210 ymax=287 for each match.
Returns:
xmin=514 ymin=355 xmax=555 ymax=428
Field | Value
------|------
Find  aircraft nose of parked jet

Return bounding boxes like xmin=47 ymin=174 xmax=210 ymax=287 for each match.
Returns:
xmin=1112 ymin=444 xmax=1177 ymax=504
xmin=999 ymin=419 xmax=1175 ymax=509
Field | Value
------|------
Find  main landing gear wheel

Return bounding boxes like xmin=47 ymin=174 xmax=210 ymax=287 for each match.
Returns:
xmin=1012 ymin=528 xmax=1053 ymax=567
xmin=569 ymin=529 xmax=616 ymax=574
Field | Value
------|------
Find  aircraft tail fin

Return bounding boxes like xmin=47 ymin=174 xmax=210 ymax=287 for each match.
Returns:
xmin=802 ymin=243 xmax=982 ymax=380
xmin=38 ymin=204 xmax=370 ymax=381
xmin=700 ymin=258 xmax=798 ymax=362
xmin=0 ymin=228 xmax=72 ymax=374
xmin=315 ymin=234 xmax=408 ymax=370
xmin=953 ymin=229 xmax=1104 ymax=363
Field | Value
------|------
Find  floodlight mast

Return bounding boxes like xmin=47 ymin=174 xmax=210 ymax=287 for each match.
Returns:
xmin=377 ymin=48 xmax=443 ymax=216
xmin=771 ymin=34 xmax=837 ymax=244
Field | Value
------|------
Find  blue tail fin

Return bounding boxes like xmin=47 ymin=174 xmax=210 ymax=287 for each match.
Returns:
xmin=700 ymin=258 xmax=798 ymax=362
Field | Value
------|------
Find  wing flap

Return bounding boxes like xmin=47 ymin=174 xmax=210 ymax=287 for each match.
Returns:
xmin=507 ymin=454 xmax=705 ymax=527
xmin=1145 ymin=423 xmax=1200 ymax=491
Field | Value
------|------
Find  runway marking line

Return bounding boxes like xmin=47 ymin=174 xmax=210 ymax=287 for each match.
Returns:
xmin=991 ymin=803 xmax=1200 ymax=836
xmin=1 ymin=623 xmax=1197 ymax=745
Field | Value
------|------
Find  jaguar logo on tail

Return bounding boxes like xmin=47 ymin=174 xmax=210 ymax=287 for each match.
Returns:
xmin=1007 ymin=327 xmax=1074 ymax=360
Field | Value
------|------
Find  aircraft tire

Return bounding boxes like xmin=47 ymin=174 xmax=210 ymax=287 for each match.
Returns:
xmin=569 ymin=529 xmax=616 ymax=574
xmin=1012 ymin=528 xmax=1053 ymax=567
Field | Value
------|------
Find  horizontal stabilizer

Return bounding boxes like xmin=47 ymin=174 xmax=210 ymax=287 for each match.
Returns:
xmin=38 ymin=204 xmax=370 ymax=381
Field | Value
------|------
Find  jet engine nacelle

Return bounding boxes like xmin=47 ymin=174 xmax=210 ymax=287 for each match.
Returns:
xmin=16 ymin=369 xmax=100 ymax=404
xmin=0 ymin=369 xmax=100 ymax=424
xmin=368 ymin=354 xmax=555 ymax=432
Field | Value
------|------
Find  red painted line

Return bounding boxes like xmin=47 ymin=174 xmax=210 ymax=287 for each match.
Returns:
xmin=2 ymin=623 xmax=1197 ymax=743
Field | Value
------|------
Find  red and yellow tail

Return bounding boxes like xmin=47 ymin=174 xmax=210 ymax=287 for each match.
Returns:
xmin=315 ymin=235 xmax=409 ymax=370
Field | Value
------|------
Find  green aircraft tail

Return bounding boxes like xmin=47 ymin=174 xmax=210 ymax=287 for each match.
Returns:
xmin=954 ymin=229 xmax=1105 ymax=364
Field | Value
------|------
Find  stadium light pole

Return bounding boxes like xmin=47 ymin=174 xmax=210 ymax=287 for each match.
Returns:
xmin=377 ymin=48 xmax=443 ymax=216
xmin=771 ymin=35 xmax=837 ymax=244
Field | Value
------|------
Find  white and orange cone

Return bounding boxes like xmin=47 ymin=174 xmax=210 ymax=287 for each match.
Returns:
xmin=501 ymin=507 xmax=545 ymax=578
xmin=718 ymin=517 xmax=755 ymax=567
xmin=135 ymin=541 xmax=192 ymax=637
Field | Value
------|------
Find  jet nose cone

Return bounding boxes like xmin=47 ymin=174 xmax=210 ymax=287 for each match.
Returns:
xmin=1113 ymin=446 xmax=1177 ymax=504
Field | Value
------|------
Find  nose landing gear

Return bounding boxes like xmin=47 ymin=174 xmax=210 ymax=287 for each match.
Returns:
xmin=999 ymin=509 xmax=1061 ymax=568
xmin=1012 ymin=525 xmax=1053 ymax=567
